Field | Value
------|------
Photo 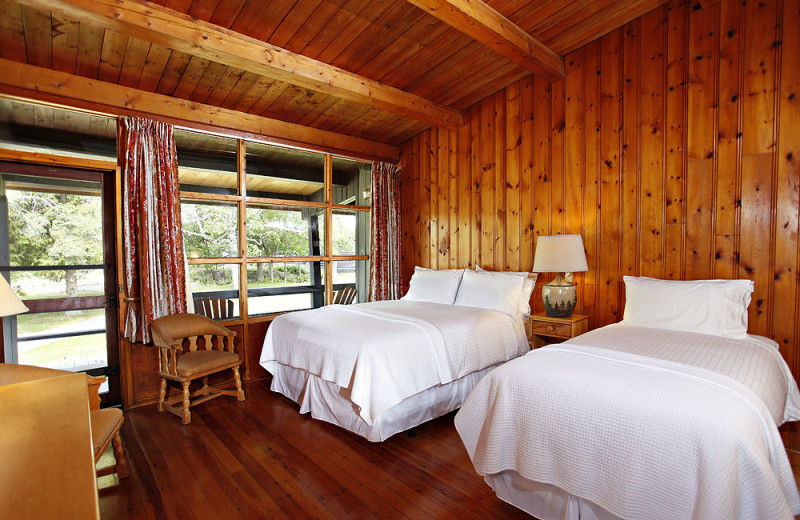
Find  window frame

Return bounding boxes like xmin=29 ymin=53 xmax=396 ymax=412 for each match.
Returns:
xmin=180 ymin=138 xmax=370 ymax=324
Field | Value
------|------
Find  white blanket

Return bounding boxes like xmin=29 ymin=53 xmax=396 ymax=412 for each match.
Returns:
xmin=455 ymin=326 xmax=800 ymax=520
xmin=261 ymin=300 xmax=527 ymax=424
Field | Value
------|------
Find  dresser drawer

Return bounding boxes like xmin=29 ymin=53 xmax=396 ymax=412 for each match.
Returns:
xmin=531 ymin=320 xmax=572 ymax=338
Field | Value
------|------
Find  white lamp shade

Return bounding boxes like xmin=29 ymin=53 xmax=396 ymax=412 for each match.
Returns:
xmin=0 ymin=275 xmax=29 ymax=317
xmin=532 ymin=234 xmax=589 ymax=273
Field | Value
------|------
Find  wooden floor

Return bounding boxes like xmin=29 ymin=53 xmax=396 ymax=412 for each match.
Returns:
xmin=99 ymin=379 xmax=530 ymax=520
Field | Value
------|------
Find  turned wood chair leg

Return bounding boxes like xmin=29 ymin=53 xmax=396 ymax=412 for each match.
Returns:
xmin=202 ymin=376 xmax=210 ymax=395
xmin=158 ymin=378 xmax=166 ymax=413
xmin=112 ymin=432 xmax=129 ymax=479
xmin=181 ymin=381 xmax=191 ymax=425
xmin=233 ymin=366 xmax=246 ymax=401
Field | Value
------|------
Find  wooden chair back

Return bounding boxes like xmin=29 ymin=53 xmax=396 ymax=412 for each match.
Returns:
xmin=193 ymin=297 xmax=235 ymax=320
xmin=332 ymin=287 xmax=358 ymax=305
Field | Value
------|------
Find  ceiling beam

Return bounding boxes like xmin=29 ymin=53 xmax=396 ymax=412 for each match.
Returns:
xmin=19 ymin=0 xmax=464 ymax=129
xmin=0 ymin=59 xmax=400 ymax=161
xmin=406 ymin=0 xmax=565 ymax=79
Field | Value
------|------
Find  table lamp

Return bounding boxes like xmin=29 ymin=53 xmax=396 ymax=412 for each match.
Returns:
xmin=0 ymin=275 xmax=29 ymax=317
xmin=532 ymin=235 xmax=588 ymax=318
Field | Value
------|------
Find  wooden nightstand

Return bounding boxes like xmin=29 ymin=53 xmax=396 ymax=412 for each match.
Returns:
xmin=527 ymin=312 xmax=589 ymax=349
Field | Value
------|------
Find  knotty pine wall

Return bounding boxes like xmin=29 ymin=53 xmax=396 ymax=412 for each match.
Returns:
xmin=398 ymin=0 xmax=800 ymax=376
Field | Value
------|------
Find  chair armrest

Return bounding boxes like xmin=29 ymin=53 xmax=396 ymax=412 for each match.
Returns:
xmin=151 ymin=327 xmax=182 ymax=350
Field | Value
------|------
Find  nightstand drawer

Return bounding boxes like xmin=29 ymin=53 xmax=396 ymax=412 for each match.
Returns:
xmin=531 ymin=320 xmax=572 ymax=338
xmin=527 ymin=313 xmax=589 ymax=349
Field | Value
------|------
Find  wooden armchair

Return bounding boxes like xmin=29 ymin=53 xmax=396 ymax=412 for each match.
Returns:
xmin=0 ymin=364 xmax=128 ymax=480
xmin=150 ymin=313 xmax=245 ymax=425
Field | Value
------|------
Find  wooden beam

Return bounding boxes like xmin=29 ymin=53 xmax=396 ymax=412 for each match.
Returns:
xmin=405 ymin=0 xmax=565 ymax=79
xmin=19 ymin=0 xmax=464 ymax=129
xmin=0 ymin=147 xmax=115 ymax=170
xmin=0 ymin=59 xmax=400 ymax=161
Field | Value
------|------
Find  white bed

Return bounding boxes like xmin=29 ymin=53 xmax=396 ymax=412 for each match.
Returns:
xmin=455 ymin=277 xmax=800 ymax=520
xmin=260 ymin=298 xmax=529 ymax=441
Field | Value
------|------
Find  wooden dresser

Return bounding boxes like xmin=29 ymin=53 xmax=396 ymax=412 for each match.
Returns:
xmin=0 ymin=372 xmax=100 ymax=519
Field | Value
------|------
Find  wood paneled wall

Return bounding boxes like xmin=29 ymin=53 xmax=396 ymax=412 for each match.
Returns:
xmin=399 ymin=0 xmax=800 ymax=376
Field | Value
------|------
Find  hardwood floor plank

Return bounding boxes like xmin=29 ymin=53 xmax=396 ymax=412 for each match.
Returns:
xmin=128 ymin=415 xmax=201 ymax=520
xmin=214 ymin=403 xmax=413 ymax=518
xmin=223 ymin=386 xmax=435 ymax=519
xmin=207 ymin=397 xmax=391 ymax=519
xmin=101 ymin=379 xmax=530 ymax=519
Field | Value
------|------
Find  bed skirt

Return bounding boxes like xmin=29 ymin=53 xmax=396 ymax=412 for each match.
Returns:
xmin=270 ymin=363 xmax=498 ymax=442
xmin=485 ymin=471 xmax=622 ymax=520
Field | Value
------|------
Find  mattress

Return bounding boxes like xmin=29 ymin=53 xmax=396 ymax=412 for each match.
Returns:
xmin=260 ymin=300 xmax=528 ymax=440
xmin=455 ymin=324 xmax=800 ymax=520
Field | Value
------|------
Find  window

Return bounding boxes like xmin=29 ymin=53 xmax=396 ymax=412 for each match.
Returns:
xmin=183 ymin=201 xmax=239 ymax=258
xmin=3 ymin=178 xmax=112 ymax=373
xmin=179 ymin=132 xmax=371 ymax=319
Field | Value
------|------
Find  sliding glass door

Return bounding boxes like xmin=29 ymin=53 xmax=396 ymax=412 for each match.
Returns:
xmin=0 ymin=163 xmax=120 ymax=406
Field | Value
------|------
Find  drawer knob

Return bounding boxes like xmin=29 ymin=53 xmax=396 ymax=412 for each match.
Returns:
xmin=547 ymin=325 xmax=554 ymax=331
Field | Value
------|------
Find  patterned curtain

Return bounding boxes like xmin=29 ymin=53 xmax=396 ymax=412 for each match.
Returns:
xmin=120 ymin=116 xmax=187 ymax=343
xmin=368 ymin=161 xmax=402 ymax=301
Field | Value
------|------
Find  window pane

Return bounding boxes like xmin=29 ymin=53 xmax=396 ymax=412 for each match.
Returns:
xmin=247 ymin=261 xmax=324 ymax=315
xmin=176 ymin=129 xmax=238 ymax=196
xmin=332 ymin=209 xmax=369 ymax=256
xmin=6 ymin=185 xmax=103 ymax=269
xmin=10 ymin=269 xmax=104 ymax=299
xmin=0 ymin=99 xmax=116 ymax=161
xmin=332 ymin=259 xmax=367 ymax=304
xmin=187 ymin=264 xmax=240 ymax=320
xmin=246 ymin=205 xmax=325 ymax=257
xmin=246 ymin=142 xmax=324 ymax=201
xmin=16 ymin=309 xmax=106 ymax=372
xmin=332 ymin=156 xmax=371 ymax=205
xmin=182 ymin=201 xmax=239 ymax=258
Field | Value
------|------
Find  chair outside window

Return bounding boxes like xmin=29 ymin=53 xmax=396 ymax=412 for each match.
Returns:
xmin=193 ymin=297 xmax=235 ymax=320
xmin=150 ymin=313 xmax=245 ymax=425
xmin=332 ymin=287 xmax=357 ymax=305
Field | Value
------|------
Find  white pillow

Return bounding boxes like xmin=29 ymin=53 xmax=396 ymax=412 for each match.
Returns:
xmin=622 ymin=276 xmax=754 ymax=338
xmin=401 ymin=267 xmax=464 ymax=304
xmin=476 ymin=266 xmax=537 ymax=315
xmin=455 ymin=269 xmax=526 ymax=319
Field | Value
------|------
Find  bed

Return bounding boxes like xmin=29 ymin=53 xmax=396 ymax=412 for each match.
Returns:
xmin=260 ymin=267 xmax=534 ymax=441
xmin=455 ymin=276 xmax=800 ymax=520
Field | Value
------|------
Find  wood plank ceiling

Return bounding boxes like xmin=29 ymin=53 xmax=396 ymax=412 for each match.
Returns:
xmin=0 ymin=0 xmax=668 ymax=152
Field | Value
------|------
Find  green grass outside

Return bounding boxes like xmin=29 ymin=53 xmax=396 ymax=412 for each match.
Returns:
xmin=18 ymin=333 xmax=106 ymax=367
xmin=16 ymin=308 xmax=105 ymax=336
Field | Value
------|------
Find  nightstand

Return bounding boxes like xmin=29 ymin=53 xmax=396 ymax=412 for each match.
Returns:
xmin=527 ymin=312 xmax=589 ymax=349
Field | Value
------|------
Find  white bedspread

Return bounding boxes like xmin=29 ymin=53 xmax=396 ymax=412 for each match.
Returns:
xmin=261 ymin=300 xmax=527 ymax=424
xmin=455 ymin=325 xmax=800 ymax=520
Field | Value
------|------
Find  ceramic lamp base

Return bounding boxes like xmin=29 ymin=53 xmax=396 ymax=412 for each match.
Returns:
xmin=542 ymin=273 xmax=577 ymax=317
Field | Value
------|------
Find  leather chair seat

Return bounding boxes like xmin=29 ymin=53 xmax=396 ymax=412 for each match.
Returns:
xmin=176 ymin=350 xmax=240 ymax=377
xmin=90 ymin=408 xmax=123 ymax=458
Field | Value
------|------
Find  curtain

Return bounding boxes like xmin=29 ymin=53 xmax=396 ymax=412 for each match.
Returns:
xmin=120 ymin=116 xmax=187 ymax=343
xmin=368 ymin=161 xmax=402 ymax=301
